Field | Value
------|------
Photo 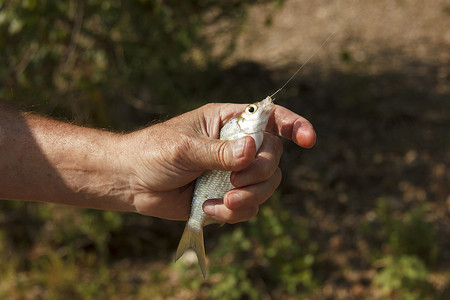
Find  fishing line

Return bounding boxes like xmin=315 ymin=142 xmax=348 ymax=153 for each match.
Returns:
xmin=270 ymin=1 xmax=361 ymax=98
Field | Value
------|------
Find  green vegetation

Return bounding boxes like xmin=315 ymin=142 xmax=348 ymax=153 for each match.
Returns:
xmin=0 ymin=0 xmax=280 ymax=127
xmin=369 ymin=199 xmax=438 ymax=299
xmin=374 ymin=255 xmax=433 ymax=300
xmin=375 ymin=199 xmax=438 ymax=264
xmin=211 ymin=193 xmax=318 ymax=299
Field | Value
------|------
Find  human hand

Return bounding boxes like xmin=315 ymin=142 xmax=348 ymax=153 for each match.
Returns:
xmin=122 ymin=102 xmax=316 ymax=222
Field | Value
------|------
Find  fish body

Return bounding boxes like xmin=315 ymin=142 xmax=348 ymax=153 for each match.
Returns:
xmin=175 ymin=96 xmax=275 ymax=277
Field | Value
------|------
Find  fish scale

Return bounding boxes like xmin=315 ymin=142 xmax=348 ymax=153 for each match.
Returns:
xmin=188 ymin=169 xmax=233 ymax=230
xmin=175 ymin=96 xmax=275 ymax=277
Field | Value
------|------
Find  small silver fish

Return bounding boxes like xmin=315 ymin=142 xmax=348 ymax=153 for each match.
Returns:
xmin=175 ymin=96 xmax=275 ymax=277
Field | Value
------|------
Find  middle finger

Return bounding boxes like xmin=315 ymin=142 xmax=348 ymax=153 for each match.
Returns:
xmin=225 ymin=167 xmax=282 ymax=210
xmin=230 ymin=132 xmax=283 ymax=188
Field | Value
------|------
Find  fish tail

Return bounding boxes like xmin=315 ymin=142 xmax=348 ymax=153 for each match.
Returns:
xmin=175 ymin=224 xmax=207 ymax=278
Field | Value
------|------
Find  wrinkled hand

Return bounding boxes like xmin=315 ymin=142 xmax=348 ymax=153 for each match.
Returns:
xmin=123 ymin=103 xmax=316 ymax=222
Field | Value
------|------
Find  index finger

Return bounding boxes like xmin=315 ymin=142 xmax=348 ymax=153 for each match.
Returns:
xmin=266 ymin=105 xmax=316 ymax=148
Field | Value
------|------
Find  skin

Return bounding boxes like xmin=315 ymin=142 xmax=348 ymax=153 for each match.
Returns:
xmin=0 ymin=100 xmax=316 ymax=223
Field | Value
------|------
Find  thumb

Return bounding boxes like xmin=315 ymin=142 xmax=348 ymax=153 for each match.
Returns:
xmin=188 ymin=136 xmax=256 ymax=172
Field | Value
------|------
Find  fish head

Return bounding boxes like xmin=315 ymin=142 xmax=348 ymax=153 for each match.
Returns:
xmin=237 ymin=96 xmax=275 ymax=135
xmin=235 ymin=96 xmax=275 ymax=150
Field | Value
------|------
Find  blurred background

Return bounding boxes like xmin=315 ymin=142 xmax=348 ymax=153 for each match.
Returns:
xmin=1 ymin=0 xmax=449 ymax=299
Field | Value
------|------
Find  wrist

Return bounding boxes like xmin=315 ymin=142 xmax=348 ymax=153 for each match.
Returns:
xmin=60 ymin=131 xmax=137 ymax=213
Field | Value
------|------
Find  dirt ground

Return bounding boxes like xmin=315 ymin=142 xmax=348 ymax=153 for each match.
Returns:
xmin=230 ymin=0 xmax=450 ymax=69
xmin=220 ymin=0 xmax=450 ymax=298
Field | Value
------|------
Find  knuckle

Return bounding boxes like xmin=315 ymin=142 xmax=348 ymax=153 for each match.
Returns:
xmin=171 ymin=136 xmax=206 ymax=171
xmin=275 ymin=136 xmax=283 ymax=155
xmin=262 ymin=133 xmax=283 ymax=160
xmin=202 ymin=102 xmax=218 ymax=110
xmin=262 ymin=161 xmax=275 ymax=180
xmin=269 ymin=134 xmax=284 ymax=156
xmin=172 ymin=138 xmax=194 ymax=162
xmin=265 ymin=132 xmax=283 ymax=147
xmin=212 ymin=140 xmax=230 ymax=169
xmin=227 ymin=206 xmax=259 ymax=224
xmin=255 ymin=156 xmax=277 ymax=181
xmin=274 ymin=167 xmax=282 ymax=185
xmin=248 ymin=206 xmax=260 ymax=220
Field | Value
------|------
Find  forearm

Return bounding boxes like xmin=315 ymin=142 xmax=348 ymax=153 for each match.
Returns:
xmin=0 ymin=101 xmax=135 ymax=212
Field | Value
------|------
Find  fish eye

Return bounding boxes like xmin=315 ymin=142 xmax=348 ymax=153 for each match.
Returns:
xmin=245 ymin=104 xmax=258 ymax=114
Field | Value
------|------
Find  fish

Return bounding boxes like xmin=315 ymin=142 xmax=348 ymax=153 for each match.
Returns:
xmin=175 ymin=96 xmax=275 ymax=277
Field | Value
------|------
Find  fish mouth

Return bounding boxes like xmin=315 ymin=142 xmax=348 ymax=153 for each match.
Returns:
xmin=262 ymin=96 xmax=275 ymax=114
xmin=265 ymin=96 xmax=274 ymax=104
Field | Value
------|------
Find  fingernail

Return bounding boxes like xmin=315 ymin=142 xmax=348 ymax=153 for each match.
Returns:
xmin=233 ymin=137 xmax=246 ymax=158
xmin=203 ymin=203 xmax=216 ymax=216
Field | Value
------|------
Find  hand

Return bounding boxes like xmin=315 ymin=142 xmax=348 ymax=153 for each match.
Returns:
xmin=123 ymin=102 xmax=316 ymax=222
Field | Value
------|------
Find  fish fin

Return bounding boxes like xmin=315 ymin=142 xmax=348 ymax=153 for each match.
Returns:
xmin=175 ymin=225 xmax=207 ymax=278
xmin=203 ymin=216 xmax=224 ymax=227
